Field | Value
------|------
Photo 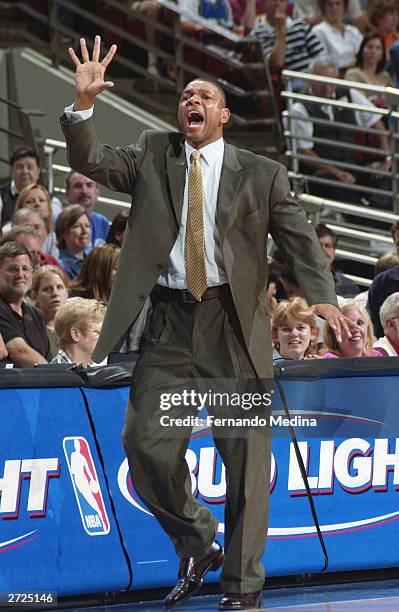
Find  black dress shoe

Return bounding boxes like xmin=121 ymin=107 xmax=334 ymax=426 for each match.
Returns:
xmin=218 ymin=591 xmax=263 ymax=610
xmin=164 ymin=541 xmax=224 ymax=608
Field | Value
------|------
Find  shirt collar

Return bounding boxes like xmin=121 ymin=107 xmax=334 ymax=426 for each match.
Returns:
xmin=10 ymin=181 xmax=18 ymax=196
xmin=185 ymin=138 xmax=224 ymax=167
xmin=386 ymin=335 xmax=399 ymax=354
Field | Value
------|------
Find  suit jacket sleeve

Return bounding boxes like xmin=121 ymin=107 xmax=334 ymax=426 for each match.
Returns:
xmin=269 ymin=166 xmax=337 ymax=307
xmin=60 ymin=115 xmax=147 ymax=194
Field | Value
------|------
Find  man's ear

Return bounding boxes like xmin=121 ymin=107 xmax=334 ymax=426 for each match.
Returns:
xmin=221 ymin=107 xmax=230 ymax=125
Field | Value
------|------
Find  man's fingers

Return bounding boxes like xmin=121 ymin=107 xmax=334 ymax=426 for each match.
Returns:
xmin=92 ymin=34 xmax=101 ymax=63
xmin=331 ymin=314 xmax=352 ymax=344
xmin=298 ymin=308 xmax=313 ymax=318
xmin=101 ymin=44 xmax=117 ymax=69
xmin=338 ymin=315 xmax=352 ymax=339
xmin=80 ymin=37 xmax=90 ymax=62
xmin=68 ymin=46 xmax=81 ymax=67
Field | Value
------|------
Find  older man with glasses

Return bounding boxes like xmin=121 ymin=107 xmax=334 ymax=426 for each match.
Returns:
xmin=0 ymin=242 xmax=51 ymax=367
xmin=374 ymin=292 xmax=399 ymax=356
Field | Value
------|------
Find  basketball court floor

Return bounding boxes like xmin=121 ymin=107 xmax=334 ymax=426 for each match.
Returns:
xmin=56 ymin=578 xmax=399 ymax=611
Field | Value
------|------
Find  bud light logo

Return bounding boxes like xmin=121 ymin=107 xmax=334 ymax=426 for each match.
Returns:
xmin=63 ymin=437 xmax=110 ymax=535
xmin=118 ymin=437 xmax=399 ymax=539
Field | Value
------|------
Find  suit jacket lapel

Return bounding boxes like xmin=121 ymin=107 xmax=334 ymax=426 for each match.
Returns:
xmin=217 ymin=143 xmax=243 ymax=247
xmin=166 ymin=139 xmax=186 ymax=226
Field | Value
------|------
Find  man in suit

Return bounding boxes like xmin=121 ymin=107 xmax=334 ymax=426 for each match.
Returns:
xmin=61 ymin=36 xmax=347 ymax=610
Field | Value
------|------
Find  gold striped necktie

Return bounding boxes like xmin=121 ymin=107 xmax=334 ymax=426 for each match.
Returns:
xmin=186 ymin=149 xmax=208 ymax=301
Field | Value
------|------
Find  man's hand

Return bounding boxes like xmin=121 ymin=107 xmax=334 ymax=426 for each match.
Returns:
xmin=68 ymin=35 xmax=117 ymax=111
xmin=300 ymin=303 xmax=352 ymax=343
xmin=273 ymin=7 xmax=287 ymax=30
xmin=334 ymin=169 xmax=356 ymax=184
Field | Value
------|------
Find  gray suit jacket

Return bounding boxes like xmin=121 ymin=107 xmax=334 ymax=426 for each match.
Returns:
xmin=61 ymin=117 xmax=336 ymax=379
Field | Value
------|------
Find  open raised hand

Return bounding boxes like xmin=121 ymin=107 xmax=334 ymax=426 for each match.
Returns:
xmin=68 ymin=35 xmax=117 ymax=111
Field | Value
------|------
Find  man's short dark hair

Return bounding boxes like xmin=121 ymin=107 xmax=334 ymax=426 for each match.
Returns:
xmin=183 ymin=77 xmax=227 ymax=106
xmin=315 ymin=223 xmax=337 ymax=248
xmin=65 ymin=170 xmax=96 ymax=192
xmin=0 ymin=242 xmax=34 ymax=268
xmin=10 ymin=146 xmax=40 ymax=167
xmin=66 ymin=170 xmax=78 ymax=191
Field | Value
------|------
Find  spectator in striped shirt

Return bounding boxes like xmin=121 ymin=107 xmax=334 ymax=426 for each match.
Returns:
xmin=247 ymin=0 xmax=326 ymax=73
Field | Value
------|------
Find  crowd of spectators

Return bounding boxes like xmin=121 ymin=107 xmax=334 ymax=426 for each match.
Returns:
xmin=0 ymin=139 xmax=398 ymax=367
xmin=2 ymin=0 xmax=399 ymax=367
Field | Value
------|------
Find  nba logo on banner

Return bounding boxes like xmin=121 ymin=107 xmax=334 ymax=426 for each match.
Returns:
xmin=63 ymin=436 xmax=110 ymax=535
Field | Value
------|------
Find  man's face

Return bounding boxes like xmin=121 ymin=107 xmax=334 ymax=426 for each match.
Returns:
xmin=319 ymin=235 xmax=336 ymax=266
xmin=178 ymin=80 xmax=230 ymax=149
xmin=66 ymin=172 xmax=100 ymax=213
xmin=393 ymin=229 xmax=399 ymax=254
xmin=16 ymin=235 xmax=42 ymax=263
xmin=0 ymin=255 xmax=33 ymax=302
xmin=264 ymin=0 xmax=287 ymax=21
xmin=385 ymin=302 xmax=399 ymax=345
xmin=18 ymin=211 xmax=47 ymax=246
xmin=10 ymin=156 xmax=40 ymax=192
xmin=311 ymin=66 xmax=337 ymax=98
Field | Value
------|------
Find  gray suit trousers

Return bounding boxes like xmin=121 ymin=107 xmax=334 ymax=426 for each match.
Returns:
xmin=122 ymin=287 xmax=272 ymax=593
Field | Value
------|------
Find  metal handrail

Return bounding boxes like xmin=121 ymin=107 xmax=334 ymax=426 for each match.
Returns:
xmin=298 ymin=193 xmax=398 ymax=223
xmin=283 ymin=69 xmax=399 ymax=215
xmin=45 ymin=0 xmax=283 ymax=144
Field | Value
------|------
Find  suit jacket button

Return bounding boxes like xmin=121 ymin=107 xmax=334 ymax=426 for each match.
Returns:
xmin=139 ymin=294 xmax=146 ymax=301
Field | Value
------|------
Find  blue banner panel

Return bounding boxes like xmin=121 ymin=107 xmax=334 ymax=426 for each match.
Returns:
xmin=85 ymin=373 xmax=399 ymax=589
xmin=0 ymin=388 xmax=130 ymax=596
xmin=82 ymin=387 xmax=180 ymax=590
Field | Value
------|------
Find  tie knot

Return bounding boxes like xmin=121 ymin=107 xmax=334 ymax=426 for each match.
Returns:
xmin=191 ymin=150 xmax=201 ymax=163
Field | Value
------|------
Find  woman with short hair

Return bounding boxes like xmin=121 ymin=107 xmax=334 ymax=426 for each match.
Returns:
xmin=313 ymin=0 xmax=363 ymax=71
xmin=52 ymin=297 xmax=106 ymax=365
xmin=272 ymin=297 xmax=319 ymax=360
xmin=55 ymin=205 xmax=91 ymax=278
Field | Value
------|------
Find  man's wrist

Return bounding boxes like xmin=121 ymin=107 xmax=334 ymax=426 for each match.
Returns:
xmin=73 ymin=97 xmax=94 ymax=111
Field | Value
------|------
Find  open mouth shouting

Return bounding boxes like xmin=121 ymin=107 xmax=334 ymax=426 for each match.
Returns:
xmin=187 ymin=110 xmax=205 ymax=131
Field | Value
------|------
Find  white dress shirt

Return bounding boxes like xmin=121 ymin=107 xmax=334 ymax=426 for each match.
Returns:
xmin=158 ymin=138 xmax=228 ymax=288
xmin=289 ymin=89 xmax=383 ymax=150
xmin=64 ymin=104 xmax=228 ymax=288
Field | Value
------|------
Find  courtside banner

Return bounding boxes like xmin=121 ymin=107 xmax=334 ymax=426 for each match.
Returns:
xmin=0 ymin=387 xmax=129 ymax=596
xmin=85 ymin=376 xmax=399 ymax=588
xmin=85 ymin=370 xmax=399 ymax=587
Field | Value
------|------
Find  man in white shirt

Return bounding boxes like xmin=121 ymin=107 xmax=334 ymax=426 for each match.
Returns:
xmin=0 ymin=146 xmax=62 ymax=224
xmin=374 ymin=292 xmax=399 ymax=355
xmin=61 ymin=36 xmax=347 ymax=611
xmin=288 ymin=56 xmax=391 ymax=206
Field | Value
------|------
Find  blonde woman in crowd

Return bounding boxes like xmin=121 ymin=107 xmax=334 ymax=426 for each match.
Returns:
xmin=272 ymin=297 xmax=319 ymax=360
xmin=52 ymin=297 xmax=106 ymax=365
xmin=30 ymin=266 xmax=69 ymax=357
xmin=322 ymin=299 xmax=384 ymax=357
xmin=15 ymin=184 xmax=59 ymax=257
